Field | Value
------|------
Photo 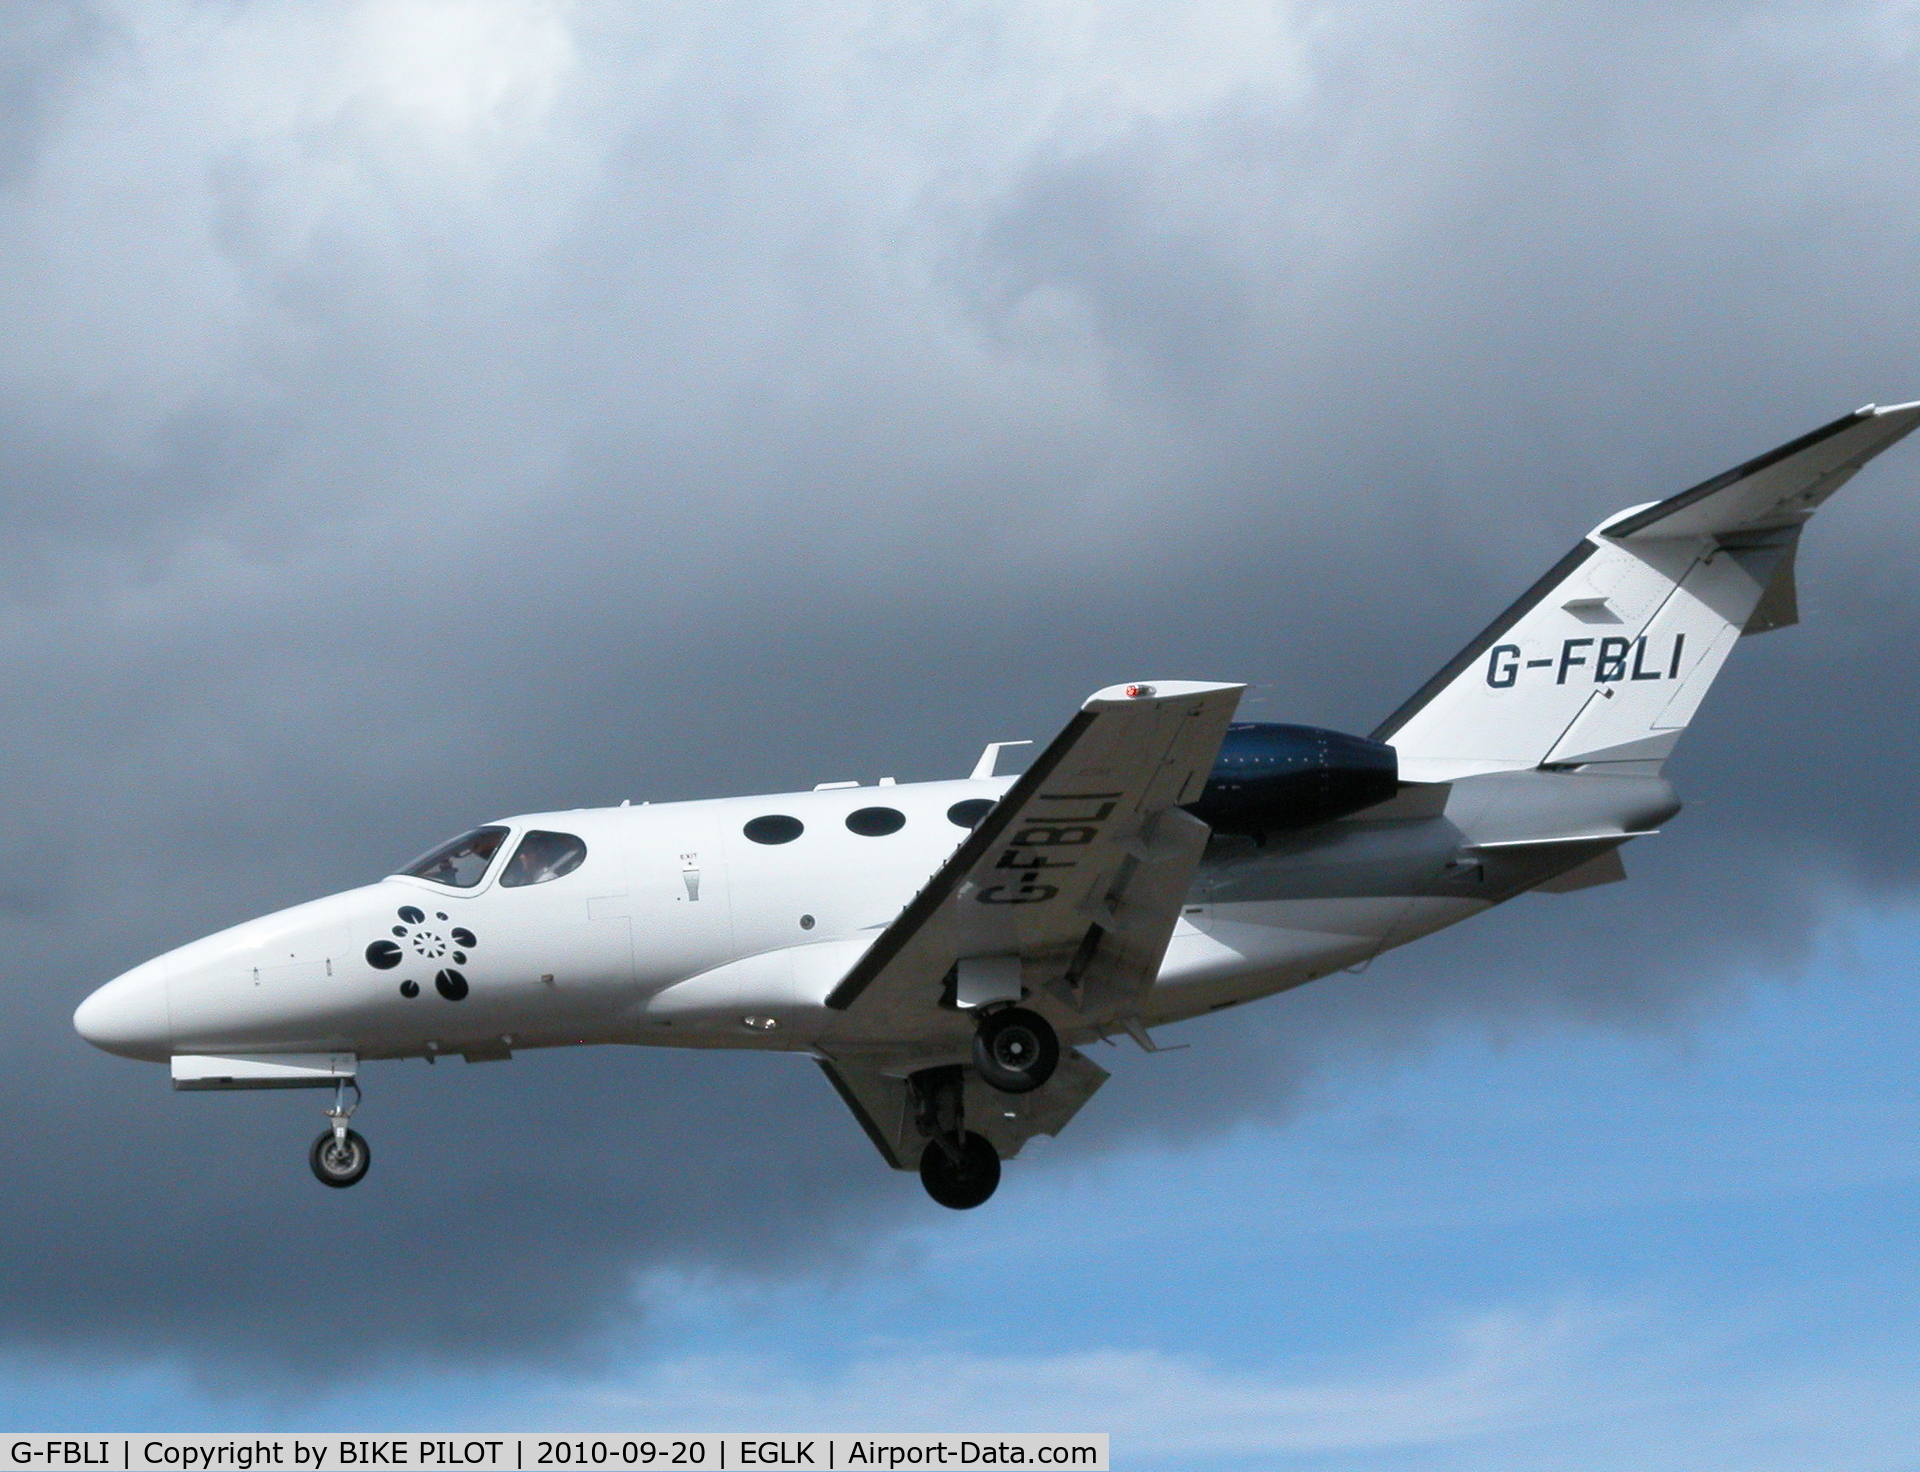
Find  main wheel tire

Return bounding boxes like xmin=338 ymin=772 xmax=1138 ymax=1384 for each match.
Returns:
xmin=309 ymin=1128 xmax=371 ymax=1188
xmin=919 ymin=1131 xmax=1001 ymax=1210
xmin=972 ymin=1006 xmax=1060 ymax=1094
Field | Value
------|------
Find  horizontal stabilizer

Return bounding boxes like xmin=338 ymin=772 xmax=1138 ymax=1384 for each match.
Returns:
xmin=1606 ymin=403 xmax=1920 ymax=540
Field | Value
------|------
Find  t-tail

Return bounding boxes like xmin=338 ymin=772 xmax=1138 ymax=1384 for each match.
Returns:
xmin=1374 ymin=403 xmax=1920 ymax=781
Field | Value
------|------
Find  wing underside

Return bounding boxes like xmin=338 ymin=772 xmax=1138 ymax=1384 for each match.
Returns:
xmin=813 ymin=679 xmax=1243 ymax=1168
xmin=818 ymin=1050 xmax=1110 ymax=1170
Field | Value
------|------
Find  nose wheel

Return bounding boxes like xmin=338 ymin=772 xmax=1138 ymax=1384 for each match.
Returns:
xmin=309 ymin=1079 xmax=370 ymax=1188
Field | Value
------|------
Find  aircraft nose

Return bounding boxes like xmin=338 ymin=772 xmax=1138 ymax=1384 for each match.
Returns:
xmin=73 ymin=959 xmax=171 ymax=1061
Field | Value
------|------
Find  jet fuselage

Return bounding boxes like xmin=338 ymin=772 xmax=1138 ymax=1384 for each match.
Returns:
xmin=73 ymin=767 xmax=1676 ymax=1069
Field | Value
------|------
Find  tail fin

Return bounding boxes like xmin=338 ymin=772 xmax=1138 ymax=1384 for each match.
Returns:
xmin=1374 ymin=403 xmax=1920 ymax=780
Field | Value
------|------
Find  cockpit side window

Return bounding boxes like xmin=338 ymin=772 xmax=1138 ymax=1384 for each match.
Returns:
xmin=500 ymin=830 xmax=588 ymax=888
xmin=399 ymin=826 xmax=509 ymax=888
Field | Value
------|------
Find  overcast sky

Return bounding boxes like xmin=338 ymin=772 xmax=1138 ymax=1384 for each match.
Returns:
xmin=5 ymin=0 xmax=1920 ymax=1458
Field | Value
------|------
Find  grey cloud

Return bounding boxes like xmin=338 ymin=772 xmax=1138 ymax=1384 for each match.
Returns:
xmin=0 ymin=2 xmax=95 ymax=190
xmin=3 ymin=0 xmax=1920 ymax=1381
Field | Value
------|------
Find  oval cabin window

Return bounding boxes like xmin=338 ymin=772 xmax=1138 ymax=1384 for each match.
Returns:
xmin=845 ymin=807 xmax=906 ymax=836
xmin=947 ymin=798 xmax=993 ymax=829
xmin=743 ymin=814 xmax=805 ymax=845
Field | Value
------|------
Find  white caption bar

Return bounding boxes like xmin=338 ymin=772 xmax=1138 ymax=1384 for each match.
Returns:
xmin=3 ymin=1438 xmax=1107 ymax=1472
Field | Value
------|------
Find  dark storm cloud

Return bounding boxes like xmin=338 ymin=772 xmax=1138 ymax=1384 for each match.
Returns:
xmin=3 ymin=0 xmax=1920 ymax=1378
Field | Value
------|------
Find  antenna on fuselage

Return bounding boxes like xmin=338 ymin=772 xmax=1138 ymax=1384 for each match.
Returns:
xmin=970 ymin=740 xmax=1033 ymax=780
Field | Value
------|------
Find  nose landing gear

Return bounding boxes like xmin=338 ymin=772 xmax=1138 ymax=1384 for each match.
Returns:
xmin=309 ymin=1079 xmax=370 ymax=1188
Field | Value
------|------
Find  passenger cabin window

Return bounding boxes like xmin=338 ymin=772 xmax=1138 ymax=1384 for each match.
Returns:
xmin=947 ymin=799 xmax=993 ymax=829
xmin=400 ymin=827 xmax=508 ymax=888
xmin=500 ymin=830 xmax=588 ymax=888
xmin=743 ymin=815 xmax=804 ymax=845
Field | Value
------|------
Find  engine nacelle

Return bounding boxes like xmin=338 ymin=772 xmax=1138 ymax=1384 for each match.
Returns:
xmin=1184 ymin=722 xmax=1399 ymax=837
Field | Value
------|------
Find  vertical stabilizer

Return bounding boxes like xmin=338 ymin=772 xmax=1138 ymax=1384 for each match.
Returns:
xmin=1374 ymin=403 xmax=1920 ymax=780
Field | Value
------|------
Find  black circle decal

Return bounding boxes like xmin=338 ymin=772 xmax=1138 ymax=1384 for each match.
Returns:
xmin=391 ymin=925 xmax=407 ymax=937
xmin=366 ymin=940 xmax=403 ymax=970
xmin=800 ymin=914 xmax=815 ymax=930
xmin=399 ymin=979 xmax=419 ymax=998
xmin=451 ymin=927 xmax=477 ymax=948
xmin=947 ymin=798 xmax=994 ymax=829
xmin=846 ymin=806 xmax=906 ymax=837
xmin=398 ymin=906 xmax=425 ymax=924
xmin=452 ymin=950 xmax=467 ymax=964
xmin=743 ymin=814 xmax=804 ymax=845
xmin=435 ymin=968 xmax=468 ymax=1001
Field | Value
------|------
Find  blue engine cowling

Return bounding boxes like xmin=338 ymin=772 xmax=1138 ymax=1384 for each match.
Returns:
xmin=1183 ymin=723 xmax=1399 ymax=837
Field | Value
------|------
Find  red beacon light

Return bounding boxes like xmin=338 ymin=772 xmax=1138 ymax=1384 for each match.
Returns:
xmin=1124 ymin=684 xmax=1157 ymax=699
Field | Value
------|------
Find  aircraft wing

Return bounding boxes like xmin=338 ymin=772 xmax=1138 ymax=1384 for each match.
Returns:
xmin=818 ymin=1049 xmax=1111 ymax=1169
xmin=821 ymin=680 xmax=1243 ymax=1040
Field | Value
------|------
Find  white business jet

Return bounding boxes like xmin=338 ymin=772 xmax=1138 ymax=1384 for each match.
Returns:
xmin=73 ymin=405 xmax=1920 ymax=1207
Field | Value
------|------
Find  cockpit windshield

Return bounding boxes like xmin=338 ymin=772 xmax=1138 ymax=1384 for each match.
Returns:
xmin=500 ymin=830 xmax=588 ymax=888
xmin=399 ymin=826 xmax=509 ymax=888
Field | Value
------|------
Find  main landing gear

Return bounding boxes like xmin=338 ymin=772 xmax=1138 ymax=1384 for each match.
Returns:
xmin=911 ymin=1065 xmax=999 ymax=1210
xmin=971 ymin=1005 xmax=1059 ymax=1094
xmin=920 ymin=1131 xmax=1000 ymax=1210
xmin=910 ymin=1005 xmax=1062 ymax=1212
xmin=309 ymin=1078 xmax=370 ymax=1188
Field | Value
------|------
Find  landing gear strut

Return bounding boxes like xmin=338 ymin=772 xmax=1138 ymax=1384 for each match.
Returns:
xmin=309 ymin=1078 xmax=370 ymax=1188
xmin=910 ymin=1065 xmax=1000 ymax=1210
xmin=971 ymin=1006 xmax=1059 ymax=1094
